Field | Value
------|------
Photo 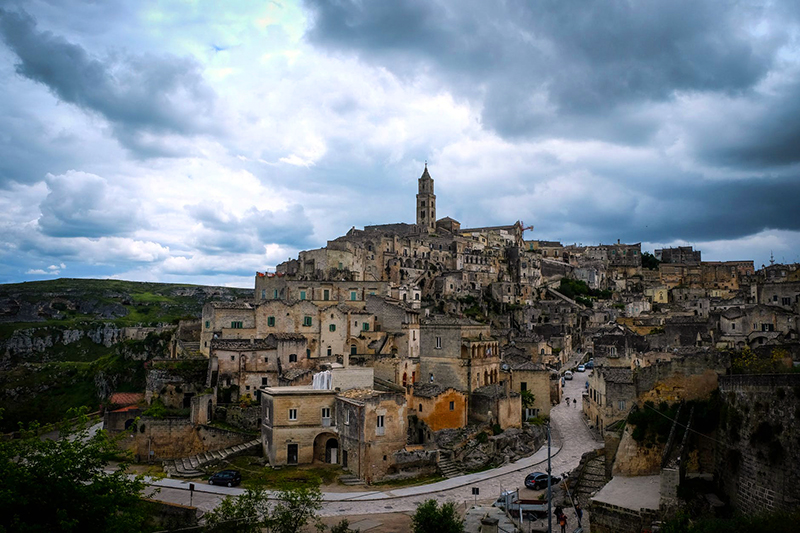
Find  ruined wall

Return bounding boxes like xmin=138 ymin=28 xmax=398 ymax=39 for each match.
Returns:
xmin=612 ymin=424 xmax=663 ymax=477
xmin=128 ymin=418 xmax=252 ymax=461
xmin=716 ymin=374 xmax=800 ymax=514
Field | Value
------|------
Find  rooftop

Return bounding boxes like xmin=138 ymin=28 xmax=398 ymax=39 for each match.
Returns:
xmin=591 ymin=475 xmax=661 ymax=511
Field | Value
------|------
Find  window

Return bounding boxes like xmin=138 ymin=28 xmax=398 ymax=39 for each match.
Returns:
xmin=230 ymin=355 xmax=235 ymax=361
xmin=449 ymin=401 xmax=455 ymax=411
xmin=273 ymin=289 xmax=279 ymax=299
xmin=300 ymin=290 xmax=307 ymax=300
xmin=289 ymin=353 xmax=297 ymax=363
xmin=362 ymin=322 xmax=369 ymax=331
xmin=350 ymin=291 xmax=357 ymax=301
xmin=732 ymin=323 xmax=735 ymax=330
xmin=329 ymin=324 xmax=336 ymax=332
xmin=231 ymin=321 xmax=243 ymax=329
xmin=205 ymin=320 xmax=210 ymax=329
xmin=288 ymin=409 xmax=297 ymax=420
xmin=306 ymin=349 xmax=311 ymax=358
xmin=245 ymin=385 xmax=250 ymax=391
xmin=773 ymin=295 xmax=778 ymax=301
xmin=327 ymin=346 xmax=332 ymax=356
xmin=419 ymin=403 xmax=423 ymax=412
xmin=609 ymin=346 xmax=617 ymax=357
xmin=415 ymin=293 xmax=420 ymax=300
xmin=351 ymin=344 xmax=357 ymax=355
xmin=762 ymin=323 xmax=774 ymax=332
xmin=261 ymin=289 xmax=266 ymax=299
xmin=435 ymin=336 xmax=442 ymax=349
xmin=267 ymin=316 xmax=275 ymax=327
xmin=262 ymin=377 xmax=268 ymax=385
xmin=376 ymin=415 xmax=385 ymax=436
xmin=338 ymin=262 xmax=343 ymax=269
xmin=345 ymin=410 xmax=350 ymax=425
xmin=521 ymin=382 xmax=527 ymax=392
xmin=617 ymin=401 xmax=626 ymax=411
xmin=782 ymin=297 xmax=791 ymax=306
xmin=322 ymin=408 xmax=331 ymax=426
xmin=303 ymin=316 xmax=312 ymax=327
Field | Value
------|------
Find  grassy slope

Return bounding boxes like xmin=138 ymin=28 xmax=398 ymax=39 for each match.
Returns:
xmin=0 ymin=278 xmax=251 ymax=432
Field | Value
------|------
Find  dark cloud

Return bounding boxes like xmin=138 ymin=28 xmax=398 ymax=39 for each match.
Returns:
xmin=304 ymin=0 xmax=783 ymax=142
xmin=0 ymin=8 xmax=217 ymax=156
xmin=38 ymin=171 xmax=144 ymax=238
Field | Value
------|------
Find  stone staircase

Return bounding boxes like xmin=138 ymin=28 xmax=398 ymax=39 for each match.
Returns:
xmin=338 ymin=474 xmax=366 ymax=486
xmin=438 ymin=456 xmax=464 ymax=479
xmin=572 ymin=455 xmax=607 ymax=505
xmin=177 ymin=340 xmax=203 ymax=358
xmin=163 ymin=438 xmax=261 ymax=478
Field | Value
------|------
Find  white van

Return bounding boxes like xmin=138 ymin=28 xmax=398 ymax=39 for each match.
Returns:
xmin=564 ymin=370 xmax=574 ymax=380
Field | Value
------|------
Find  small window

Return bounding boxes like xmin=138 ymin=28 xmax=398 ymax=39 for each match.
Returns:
xmin=267 ymin=316 xmax=275 ymax=327
xmin=231 ymin=321 xmax=243 ymax=329
xmin=262 ymin=377 xmax=268 ymax=385
xmin=273 ymin=289 xmax=279 ymax=299
xmin=419 ymin=403 xmax=423 ymax=412
xmin=376 ymin=414 xmax=385 ymax=436
xmin=324 ymin=289 xmax=330 ymax=301
xmin=329 ymin=324 xmax=336 ymax=332
xmin=435 ymin=336 xmax=442 ymax=349
xmin=350 ymin=344 xmax=357 ymax=355
xmin=306 ymin=348 xmax=311 ymax=358
xmin=449 ymin=401 xmax=455 ymax=411
xmin=350 ymin=291 xmax=357 ymax=301
xmin=289 ymin=409 xmax=297 ymax=420
xmin=289 ymin=353 xmax=297 ymax=363
xmin=345 ymin=411 xmax=350 ymax=425
xmin=261 ymin=289 xmax=266 ymax=299
xmin=230 ymin=355 xmax=235 ymax=361
xmin=521 ymin=382 xmax=527 ymax=392
xmin=205 ymin=320 xmax=210 ymax=329
xmin=264 ymin=357 xmax=268 ymax=363
xmin=362 ymin=322 xmax=369 ymax=331
xmin=327 ymin=346 xmax=332 ymax=356
xmin=246 ymin=385 xmax=250 ymax=391
xmin=322 ymin=407 xmax=331 ymax=419
xmin=300 ymin=290 xmax=307 ymax=300
xmin=618 ymin=401 xmax=626 ymax=411
xmin=303 ymin=316 xmax=312 ymax=327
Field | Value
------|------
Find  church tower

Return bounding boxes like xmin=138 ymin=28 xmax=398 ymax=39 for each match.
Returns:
xmin=416 ymin=164 xmax=436 ymax=232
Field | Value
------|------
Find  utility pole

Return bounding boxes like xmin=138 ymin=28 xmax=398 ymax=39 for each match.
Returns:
xmin=547 ymin=422 xmax=552 ymax=533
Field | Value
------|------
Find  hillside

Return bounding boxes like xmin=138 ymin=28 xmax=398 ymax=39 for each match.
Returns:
xmin=0 ymin=278 xmax=251 ymax=432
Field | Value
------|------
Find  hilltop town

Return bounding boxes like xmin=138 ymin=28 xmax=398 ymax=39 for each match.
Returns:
xmin=8 ymin=166 xmax=799 ymax=531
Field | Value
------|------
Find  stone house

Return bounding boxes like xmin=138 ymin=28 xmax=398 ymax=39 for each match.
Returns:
xmin=410 ymin=383 xmax=468 ymax=443
xmin=504 ymin=355 xmax=558 ymax=418
xmin=419 ymin=317 xmax=500 ymax=396
xmin=718 ymin=304 xmax=798 ymax=349
xmin=470 ymin=383 xmax=521 ymax=429
xmin=336 ymin=389 xmax=407 ymax=483
xmin=260 ymin=386 xmax=339 ymax=466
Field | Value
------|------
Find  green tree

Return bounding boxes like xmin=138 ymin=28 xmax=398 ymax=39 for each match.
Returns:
xmin=521 ymin=389 xmax=536 ymax=413
xmin=411 ymin=499 xmax=464 ymax=533
xmin=330 ymin=519 xmax=360 ymax=533
xmin=0 ymin=409 xmax=146 ymax=533
xmin=268 ymin=484 xmax=325 ymax=533
xmin=642 ymin=251 xmax=660 ymax=270
xmin=203 ymin=489 xmax=271 ymax=533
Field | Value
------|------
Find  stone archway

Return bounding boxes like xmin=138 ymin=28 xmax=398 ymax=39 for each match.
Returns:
xmin=313 ymin=432 xmax=339 ymax=464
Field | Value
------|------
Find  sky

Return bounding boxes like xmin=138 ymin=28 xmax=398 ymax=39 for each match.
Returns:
xmin=1 ymin=0 xmax=800 ymax=288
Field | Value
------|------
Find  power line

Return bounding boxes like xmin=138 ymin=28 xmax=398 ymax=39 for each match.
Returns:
xmin=641 ymin=402 xmax=728 ymax=448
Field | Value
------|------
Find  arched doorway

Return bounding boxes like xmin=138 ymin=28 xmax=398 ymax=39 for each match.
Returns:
xmin=313 ymin=432 xmax=339 ymax=464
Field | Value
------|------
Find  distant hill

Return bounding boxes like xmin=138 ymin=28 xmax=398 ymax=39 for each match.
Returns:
xmin=0 ymin=278 xmax=252 ymax=432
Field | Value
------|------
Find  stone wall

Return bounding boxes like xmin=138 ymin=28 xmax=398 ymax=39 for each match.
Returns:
xmin=715 ymin=374 xmax=800 ymax=514
xmin=128 ymin=418 xmax=252 ymax=461
xmin=589 ymin=500 xmax=659 ymax=533
xmin=612 ymin=424 xmax=663 ymax=477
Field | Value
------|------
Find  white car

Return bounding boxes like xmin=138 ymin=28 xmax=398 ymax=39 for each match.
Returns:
xmin=577 ymin=365 xmax=586 ymax=372
xmin=564 ymin=370 xmax=573 ymax=380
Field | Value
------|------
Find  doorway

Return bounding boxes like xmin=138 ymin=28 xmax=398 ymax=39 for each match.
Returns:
xmin=287 ymin=443 xmax=298 ymax=464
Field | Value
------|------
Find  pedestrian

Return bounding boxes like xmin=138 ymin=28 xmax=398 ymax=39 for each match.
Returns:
xmin=558 ymin=513 xmax=567 ymax=533
xmin=564 ymin=396 xmax=569 ymax=406
xmin=575 ymin=503 xmax=583 ymax=526
xmin=573 ymin=398 xmax=577 ymax=408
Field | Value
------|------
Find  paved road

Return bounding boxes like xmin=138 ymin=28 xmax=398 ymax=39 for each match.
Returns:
xmin=147 ymin=369 xmax=601 ymax=517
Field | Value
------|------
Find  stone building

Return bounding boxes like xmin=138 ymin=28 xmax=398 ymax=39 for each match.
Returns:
xmin=504 ymin=354 xmax=558 ymax=419
xmin=469 ymin=383 xmax=521 ymax=429
xmin=419 ymin=316 xmax=500 ymax=395
xmin=416 ymin=164 xmax=436 ymax=232
xmin=260 ymin=386 xmax=339 ymax=466
xmin=410 ymin=383 xmax=468 ymax=443
xmin=336 ymin=389 xmax=407 ymax=483
xmin=655 ymin=246 xmax=701 ymax=264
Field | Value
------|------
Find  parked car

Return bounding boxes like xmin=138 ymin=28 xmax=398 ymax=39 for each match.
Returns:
xmin=524 ymin=472 xmax=561 ymax=490
xmin=564 ymin=370 xmax=573 ymax=380
xmin=209 ymin=470 xmax=242 ymax=487
xmin=584 ymin=360 xmax=594 ymax=369
xmin=577 ymin=364 xmax=585 ymax=372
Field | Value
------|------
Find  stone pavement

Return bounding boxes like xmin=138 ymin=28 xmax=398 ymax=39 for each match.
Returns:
xmin=147 ymin=371 xmax=603 ymax=518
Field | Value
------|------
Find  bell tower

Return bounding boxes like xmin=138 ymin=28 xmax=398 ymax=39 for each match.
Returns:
xmin=416 ymin=163 xmax=436 ymax=232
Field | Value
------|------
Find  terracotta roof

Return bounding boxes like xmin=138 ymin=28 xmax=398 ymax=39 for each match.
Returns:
xmin=108 ymin=392 xmax=144 ymax=406
xmin=412 ymin=383 xmax=452 ymax=398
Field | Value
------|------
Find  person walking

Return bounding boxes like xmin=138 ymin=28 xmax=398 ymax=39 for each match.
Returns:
xmin=558 ymin=512 xmax=567 ymax=533
xmin=575 ymin=503 xmax=583 ymax=526
xmin=564 ymin=396 xmax=569 ymax=406
xmin=573 ymin=398 xmax=577 ymax=408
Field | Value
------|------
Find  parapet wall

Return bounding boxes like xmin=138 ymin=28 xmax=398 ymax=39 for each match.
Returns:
xmin=716 ymin=374 xmax=800 ymax=514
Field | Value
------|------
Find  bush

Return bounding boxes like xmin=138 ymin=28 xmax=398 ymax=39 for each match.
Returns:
xmin=411 ymin=499 xmax=464 ymax=533
xmin=492 ymin=424 xmax=503 ymax=435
